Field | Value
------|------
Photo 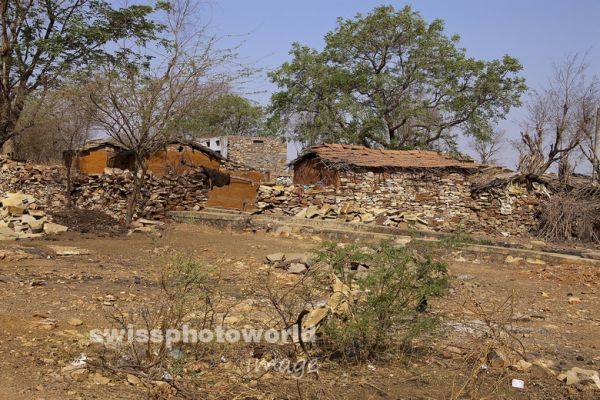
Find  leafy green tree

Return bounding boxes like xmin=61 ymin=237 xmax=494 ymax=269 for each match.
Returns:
xmin=0 ymin=0 xmax=161 ymax=147
xmin=182 ymin=93 xmax=267 ymax=137
xmin=269 ymin=5 xmax=526 ymax=150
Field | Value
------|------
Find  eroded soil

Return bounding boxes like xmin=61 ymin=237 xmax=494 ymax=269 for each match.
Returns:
xmin=0 ymin=224 xmax=598 ymax=399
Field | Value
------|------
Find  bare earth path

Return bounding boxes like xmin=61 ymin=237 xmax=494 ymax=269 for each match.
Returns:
xmin=0 ymin=224 xmax=598 ymax=399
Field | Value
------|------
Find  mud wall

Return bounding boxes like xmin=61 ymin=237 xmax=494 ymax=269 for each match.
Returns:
xmin=293 ymin=158 xmax=340 ymax=186
xmin=146 ymin=145 xmax=220 ymax=177
xmin=205 ymin=178 xmax=258 ymax=211
xmin=78 ymin=148 xmax=112 ymax=174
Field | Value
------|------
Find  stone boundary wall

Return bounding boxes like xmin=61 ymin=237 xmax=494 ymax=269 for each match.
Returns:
xmin=72 ymin=169 xmax=209 ymax=220
xmin=257 ymin=170 xmax=547 ymax=237
xmin=0 ymin=157 xmax=548 ymax=236
xmin=0 ymin=157 xmax=209 ymax=221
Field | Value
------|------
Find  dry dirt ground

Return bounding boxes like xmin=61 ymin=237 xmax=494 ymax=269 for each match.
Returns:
xmin=0 ymin=223 xmax=599 ymax=399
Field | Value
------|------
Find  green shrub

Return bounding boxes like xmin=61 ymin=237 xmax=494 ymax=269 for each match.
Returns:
xmin=316 ymin=240 xmax=448 ymax=361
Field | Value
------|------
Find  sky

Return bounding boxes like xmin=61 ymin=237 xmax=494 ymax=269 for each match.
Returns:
xmin=203 ymin=0 xmax=600 ymax=168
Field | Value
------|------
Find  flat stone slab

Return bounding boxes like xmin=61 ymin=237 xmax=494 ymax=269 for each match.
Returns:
xmin=46 ymin=245 xmax=93 ymax=256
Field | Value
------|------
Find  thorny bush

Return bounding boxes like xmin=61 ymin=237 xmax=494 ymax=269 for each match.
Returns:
xmin=96 ymin=255 xmax=226 ymax=374
xmin=315 ymin=240 xmax=448 ymax=362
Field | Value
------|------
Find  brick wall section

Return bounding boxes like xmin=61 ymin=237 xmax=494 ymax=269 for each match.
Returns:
xmin=257 ymin=170 xmax=546 ymax=237
xmin=226 ymin=136 xmax=288 ymax=179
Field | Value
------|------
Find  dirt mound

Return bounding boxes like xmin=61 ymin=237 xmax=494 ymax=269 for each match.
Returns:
xmin=48 ymin=209 xmax=125 ymax=236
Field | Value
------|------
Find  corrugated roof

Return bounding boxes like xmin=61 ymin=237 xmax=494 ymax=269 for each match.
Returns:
xmin=291 ymin=144 xmax=478 ymax=170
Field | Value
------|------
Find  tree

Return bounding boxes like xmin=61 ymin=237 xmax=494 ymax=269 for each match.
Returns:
xmin=181 ymin=93 xmax=267 ymax=137
xmin=13 ymin=96 xmax=65 ymax=163
xmin=0 ymin=0 xmax=160 ymax=148
xmin=89 ymin=0 xmax=236 ymax=225
xmin=14 ymin=83 xmax=93 ymax=206
xmin=269 ymin=5 xmax=526 ymax=150
xmin=54 ymin=85 xmax=94 ymax=208
xmin=468 ymin=126 xmax=505 ymax=165
xmin=516 ymin=54 xmax=599 ymax=179
xmin=579 ymin=107 xmax=600 ymax=181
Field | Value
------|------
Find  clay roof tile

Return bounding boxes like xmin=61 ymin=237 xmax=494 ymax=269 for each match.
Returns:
xmin=292 ymin=143 xmax=477 ymax=170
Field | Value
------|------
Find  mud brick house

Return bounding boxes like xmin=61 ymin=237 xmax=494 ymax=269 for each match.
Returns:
xmin=71 ymin=138 xmax=265 ymax=212
xmin=200 ymin=136 xmax=288 ymax=179
xmin=72 ymin=139 xmax=222 ymax=176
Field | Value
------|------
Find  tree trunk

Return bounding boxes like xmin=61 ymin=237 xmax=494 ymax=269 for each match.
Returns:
xmin=594 ymin=107 xmax=600 ymax=182
xmin=125 ymin=155 xmax=148 ymax=226
xmin=65 ymin=152 xmax=74 ymax=209
xmin=558 ymin=156 xmax=573 ymax=185
xmin=0 ymin=119 xmax=15 ymax=150
xmin=518 ymin=151 xmax=547 ymax=176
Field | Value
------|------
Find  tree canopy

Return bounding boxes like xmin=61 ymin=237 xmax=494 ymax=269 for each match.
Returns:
xmin=181 ymin=93 xmax=267 ymax=138
xmin=269 ymin=5 xmax=527 ymax=150
xmin=0 ymin=0 xmax=161 ymax=146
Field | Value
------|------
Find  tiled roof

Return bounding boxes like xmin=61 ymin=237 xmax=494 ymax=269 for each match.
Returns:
xmin=80 ymin=138 xmax=224 ymax=160
xmin=80 ymin=138 xmax=126 ymax=151
xmin=291 ymin=144 xmax=477 ymax=170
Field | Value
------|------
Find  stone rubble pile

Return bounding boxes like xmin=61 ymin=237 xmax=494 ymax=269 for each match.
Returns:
xmin=72 ymin=168 xmax=209 ymax=221
xmin=128 ymin=218 xmax=165 ymax=236
xmin=0 ymin=157 xmax=65 ymax=209
xmin=256 ymin=171 xmax=547 ymax=237
xmin=0 ymin=157 xmax=211 ymax=221
xmin=0 ymin=192 xmax=68 ymax=240
xmin=265 ymin=252 xmax=315 ymax=274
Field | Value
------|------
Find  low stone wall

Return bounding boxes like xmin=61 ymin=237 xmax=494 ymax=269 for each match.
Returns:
xmin=0 ymin=157 xmax=548 ymax=237
xmin=0 ymin=157 xmax=209 ymax=221
xmin=257 ymin=170 xmax=547 ymax=237
xmin=72 ymin=168 xmax=209 ymax=221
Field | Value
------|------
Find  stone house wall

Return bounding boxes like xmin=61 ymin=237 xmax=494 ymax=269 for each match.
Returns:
xmin=258 ymin=169 xmax=545 ymax=237
xmin=226 ymin=136 xmax=288 ymax=179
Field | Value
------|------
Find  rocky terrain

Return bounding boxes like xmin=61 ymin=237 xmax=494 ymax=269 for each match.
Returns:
xmin=0 ymin=224 xmax=598 ymax=399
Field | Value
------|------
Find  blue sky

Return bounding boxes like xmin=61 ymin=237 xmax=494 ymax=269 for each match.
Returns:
xmin=204 ymin=0 xmax=600 ymax=167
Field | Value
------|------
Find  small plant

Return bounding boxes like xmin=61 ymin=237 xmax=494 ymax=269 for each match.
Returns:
xmin=438 ymin=231 xmax=479 ymax=248
xmin=94 ymin=255 xmax=223 ymax=373
xmin=450 ymin=291 xmax=527 ymax=400
xmin=316 ymin=240 xmax=448 ymax=361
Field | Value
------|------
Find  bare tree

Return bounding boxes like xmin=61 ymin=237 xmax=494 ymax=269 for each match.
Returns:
xmin=55 ymin=86 xmax=94 ymax=208
xmin=469 ymin=127 xmax=505 ymax=164
xmin=577 ymin=94 xmax=600 ymax=181
xmin=89 ymin=0 xmax=234 ymax=225
xmin=516 ymin=54 xmax=598 ymax=180
xmin=14 ymin=85 xmax=92 ymax=206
